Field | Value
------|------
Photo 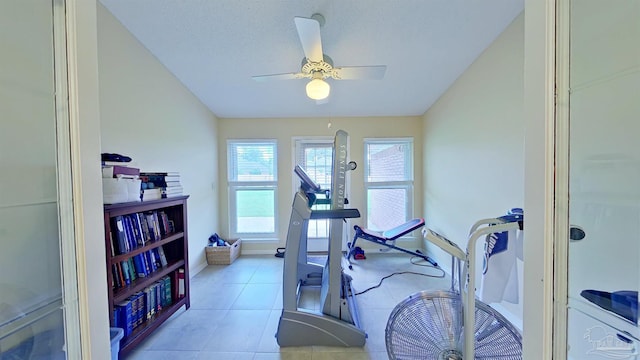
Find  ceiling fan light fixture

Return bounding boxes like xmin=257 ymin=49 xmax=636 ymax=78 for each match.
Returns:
xmin=306 ymin=78 xmax=330 ymax=100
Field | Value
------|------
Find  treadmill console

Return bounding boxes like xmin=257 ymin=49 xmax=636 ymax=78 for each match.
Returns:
xmin=294 ymin=165 xmax=322 ymax=193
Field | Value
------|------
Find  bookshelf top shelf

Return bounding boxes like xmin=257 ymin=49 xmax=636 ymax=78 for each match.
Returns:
xmin=104 ymin=195 xmax=189 ymax=214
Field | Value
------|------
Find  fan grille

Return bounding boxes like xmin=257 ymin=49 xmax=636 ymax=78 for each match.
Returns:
xmin=386 ymin=291 xmax=522 ymax=360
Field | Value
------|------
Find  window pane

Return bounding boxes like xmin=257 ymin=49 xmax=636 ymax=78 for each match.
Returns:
xmin=0 ymin=306 xmax=65 ymax=359
xmin=235 ymin=189 xmax=275 ymax=233
xmin=299 ymin=142 xmax=332 ymax=239
xmin=230 ymin=142 xmax=276 ymax=182
xmin=366 ymin=142 xmax=411 ymax=182
xmin=367 ymin=188 xmax=408 ymax=231
xmin=304 ymin=146 xmax=333 ymax=188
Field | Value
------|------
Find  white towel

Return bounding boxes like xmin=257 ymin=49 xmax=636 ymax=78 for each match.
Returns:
xmin=479 ymin=228 xmax=523 ymax=304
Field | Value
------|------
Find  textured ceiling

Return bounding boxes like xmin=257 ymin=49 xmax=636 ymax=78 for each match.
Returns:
xmin=99 ymin=0 xmax=523 ymax=119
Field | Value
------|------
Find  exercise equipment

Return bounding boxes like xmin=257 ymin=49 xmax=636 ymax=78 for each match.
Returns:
xmin=386 ymin=211 xmax=524 ymax=359
xmin=276 ymin=129 xmax=366 ymax=347
xmin=345 ymin=218 xmax=436 ymax=269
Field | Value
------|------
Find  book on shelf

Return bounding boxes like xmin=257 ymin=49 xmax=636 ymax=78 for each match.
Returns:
xmin=112 ymin=264 xmax=121 ymax=289
xmin=126 ymin=258 xmax=137 ymax=283
xmin=133 ymin=254 xmax=147 ymax=278
xmin=151 ymin=248 xmax=163 ymax=269
xmin=115 ymin=300 xmax=134 ymax=338
xmin=112 ymin=216 xmax=128 ymax=254
xmin=162 ymin=185 xmax=183 ymax=192
xmin=154 ymin=211 xmax=164 ymax=237
xmin=146 ymin=250 xmax=157 ymax=273
xmin=137 ymin=213 xmax=152 ymax=243
xmin=110 ymin=259 xmax=141 ymax=291
xmin=147 ymin=286 xmax=154 ymax=319
xmin=161 ymin=186 xmax=183 ymax=199
xmin=109 ymin=232 xmax=115 ymax=257
xmin=130 ymin=294 xmax=139 ymax=329
xmin=122 ymin=216 xmax=137 ymax=251
xmin=133 ymin=292 xmax=145 ymax=327
xmin=157 ymin=246 xmax=168 ymax=267
xmin=102 ymin=165 xmax=140 ymax=179
xmin=140 ymin=172 xmax=181 ymax=189
xmin=141 ymin=188 xmax=162 ymax=201
xmin=157 ymin=211 xmax=171 ymax=236
xmin=144 ymin=212 xmax=159 ymax=241
xmin=115 ymin=263 xmax=125 ymax=288
xmin=140 ymin=171 xmax=179 ymax=177
xmin=142 ymin=252 xmax=152 ymax=276
xmin=177 ymin=268 xmax=185 ymax=299
xmin=163 ymin=275 xmax=172 ymax=305
xmin=121 ymin=261 xmax=131 ymax=285
xmin=122 ymin=216 xmax=137 ymax=249
xmin=117 ymin=292 xmax=157 ymax=336
xmin=163 ymin=194 xmax=183 ymax=199
xmin=155 ymin=280 xmax=163 ymax=312
xmin=130 ymin=214 xmax=145 ymax=247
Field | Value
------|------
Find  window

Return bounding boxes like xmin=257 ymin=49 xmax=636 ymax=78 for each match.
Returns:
xmin=364 ymin=138 xmax=414 ymax=232
xmin=228 ymin=140 xmax=277 ymax=238
xmin=294 ymin=138 xmax=333 ymax=241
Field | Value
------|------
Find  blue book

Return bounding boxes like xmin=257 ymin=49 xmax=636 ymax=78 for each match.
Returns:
xmin=146 ymin=250 xmax=157 ymax=273
xmin=130 ymin=214 xmax=144 ymax=246
xmin=141 ymin=251 xmax=151 ymax=274
xmin=134 ymin=292 xmax=145 ymax=327
xmin=115 ymin=300 xmax=134 ymax=338
xmin=133 ymin=254 xmax=147 ymax=277
xmin=113 ymin=307 xmax=121 ymax=328
xmin=123 ymin=216 xmax=136 ymax=251
xmin=129 ymin=295 xmax=138 ymax=330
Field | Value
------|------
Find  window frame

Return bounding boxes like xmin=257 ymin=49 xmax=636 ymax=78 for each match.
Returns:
xmin=227 ymin=139 xmax=278 ymax=239
xmin=363 ymin=137 xmax=415 ymax=233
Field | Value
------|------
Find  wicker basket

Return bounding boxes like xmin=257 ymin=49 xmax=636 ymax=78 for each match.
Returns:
xmin=205 ymin=238 xmax=241 ymax=265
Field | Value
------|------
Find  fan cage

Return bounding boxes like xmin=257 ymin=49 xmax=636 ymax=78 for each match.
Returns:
xmin=385 ymin=290 xmax=522 ymax=360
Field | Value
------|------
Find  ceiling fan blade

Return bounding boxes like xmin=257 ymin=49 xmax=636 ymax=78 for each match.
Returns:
xmin=333 ymin=65 xmax=387 ymax=80
xmin=294 ymin=16 xmax=323 ymax=63
xmin=252 ymin=72 xmax=304 ymax=82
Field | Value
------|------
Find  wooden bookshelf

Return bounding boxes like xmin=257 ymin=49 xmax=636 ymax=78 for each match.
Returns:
xmin=103 ymin=196 xmax=190 ymax=357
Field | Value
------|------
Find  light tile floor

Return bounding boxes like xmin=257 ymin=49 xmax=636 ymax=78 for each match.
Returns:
xmin=123 ymin=253 xmax=450 ymax=360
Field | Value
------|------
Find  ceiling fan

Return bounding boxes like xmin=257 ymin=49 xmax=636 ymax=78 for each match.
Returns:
xmin=252 ymin=14 xmax=387 ymax=102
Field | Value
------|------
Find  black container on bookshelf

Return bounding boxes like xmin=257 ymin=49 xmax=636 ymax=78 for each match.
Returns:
xmin=104 ymin=195 xmax=190 ymax=357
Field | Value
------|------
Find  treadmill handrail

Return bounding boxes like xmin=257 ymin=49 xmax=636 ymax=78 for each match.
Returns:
xmin=310 ymin=209 xmax=361 ymax=219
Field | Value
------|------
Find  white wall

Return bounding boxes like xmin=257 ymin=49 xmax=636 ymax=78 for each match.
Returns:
xmin=422 ymin=13 xmax=525 ymax=327
xmin=97 ymin=4 xmax=220 ymax=274
xmin=218 ymin=116 xmax=424 ymax=254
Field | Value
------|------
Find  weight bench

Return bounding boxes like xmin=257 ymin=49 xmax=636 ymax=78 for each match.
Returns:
xmin=346 ymin=218 xmax=436 ymax=269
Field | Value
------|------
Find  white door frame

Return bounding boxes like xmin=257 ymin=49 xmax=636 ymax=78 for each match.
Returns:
xmin=522 ymin=0 xmax=563 ymax=359
xmin=65 ymin=0 xmax=112 ymax=358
